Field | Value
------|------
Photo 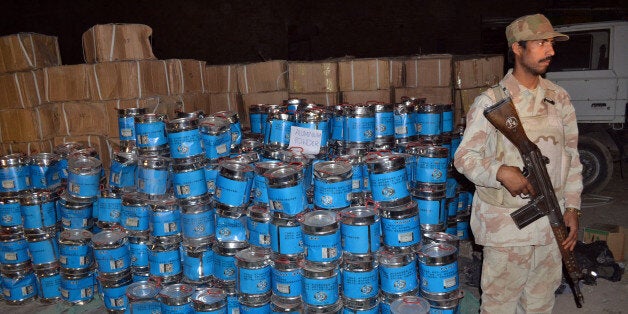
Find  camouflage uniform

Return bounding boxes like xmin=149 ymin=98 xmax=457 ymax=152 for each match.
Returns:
xmin=453 ymin=70 xmax=583 ymax=313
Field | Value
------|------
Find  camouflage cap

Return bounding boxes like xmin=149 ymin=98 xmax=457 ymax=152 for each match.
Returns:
xmin=506 ymin=14 xmax=569 ymax=46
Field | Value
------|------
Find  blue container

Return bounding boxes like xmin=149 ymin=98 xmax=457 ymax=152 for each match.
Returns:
xmin=149 ymin=195 xmax=181 ymax=238
xmin=60 ymin=271 xmax=95 ymax=304
xmin=374 ymin=103 xmax=395 ymax=139
xmin=0 ymin=233 xmax=30 ymax=265
xmin=137 ymin=156 xmax=171 ymax=197
xmin=92 ymin=230 xmax=131 ymax=274
xmin=215 ymin=161 xmax=253 ymax=207
xmin=59 ymin=192 xmax=94 ymax=230
xmin=341 ymin=254 xmax=379 ymax=300
xmin=215 ymin=204 xmax=247 ymax=243
xmin=182 ymin=244 xmax=213 ymax=283
xmin=96 ymin=190 xmax=123 ymax=227
xmin=394 ymin=101 xmax=418 ymax=141
xmin=167 ymin=117 xmax=204 ymax=160
xmin=180 ymin=196 xmax=215 ymax=241
xmin=172 ymin=158 xmax=208 ymax=199
xmin=127 ymin=281 xmax=162 ymax=313
xmin=26 ymin=233 xmax=59 ymax=269
xmin=191 ymin=287 xmax=227 ymax=313
xmin=269 ymin=215 xmax=303 ymax=255
xmin=36 ymin=269 xmax=62 ymax=302
xmin=203 ymin=161 xmax=220 ymax=196
xmin=270 ymin=254 xmax=302 ymax=298
xmin=330 ymin=105 xmax=345 ymax=142
xmin=252 ymin=161 xmax=283 ymax=206
xmin=246 ymin=205 xmax=271 ymax=248
xmin=339 ymin=206 xmax=381 ymax=255
xmin=441 ymin=104 xmax=454 ymax=133
xmin=214 ymin=111 xmax=242 ymax=149
xmin=235 ymin=247 xmax=271 ymax=295
xmin=158 ymin=283 xmax=195 ymax=314
xmin=301 ymin=210 xmax=341 ymax=263
xmin=109 ymin=151 xmax=138 ymax=190
xmin=121 ymin=192 xmax=150 ymax=233
xmin=213 ymin=242 xmax=248 ymax=282
xmin=366 ymin=154 xmax=410 ymax=204
xmin=0 ymin=195 xmax=22 ymax=229
xmin=415 ymin=103 xmax=442 ymax=136
xmin=67 ymin=157 xmax=102 ymax=199
xmin=135 ymin=113 xmax=168 ymax=152
xmin=344 ymin=104 xmax=375 ymax=144
xmin=265 ymin=165 xmax=307 ymax=216
xmin=408 ymin=145 xmax=448 ymax=185
xmin=378 ymin=249 xmax=418 ymax=294
xmin=118 ymin=108 xmax=146 ymax=142
xmin=313 ymin=161 xmax=352 ymax=210
xmin=29 ymin=152 xmax=61 ymax=189
xmin=302 ymin=262 xmax=339 ymax=306
xmin=249 ymin=104 xmax=265 ymax=135
xmin=380 ymin=200 xmax=420 ymax=248
xmin=129 ymin=235 xmax=150 ymax=269
xmin=2 ymin=272 xmax=38 ymax=304
xmin=0 ymin=154 xmax=31 ymax=193
xmin=296 ymin=108 xmax=331 ymax=149
xmin=418 ymin=243 xmax=459 ymax=300
xmin=200 ymin=116 xmax=232 ymax=160
xmin=264 ymin=111 xmax=294 ymax=148
xmin=59 ymin=229 xmax=93 ymax=271
xmin=100 ymin=273 xmax=132 ymax=311
xmin=148 ymin=241 xmax=181 ymax=278
xmin=20 ymin=189 xmax=57 ymax=232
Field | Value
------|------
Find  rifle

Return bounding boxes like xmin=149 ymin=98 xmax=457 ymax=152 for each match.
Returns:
xmin=483 ymin=97 xmax=584 ymax=308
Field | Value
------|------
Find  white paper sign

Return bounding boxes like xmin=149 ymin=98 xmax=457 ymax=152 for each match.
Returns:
xmin=288 ymin=126 xmax=322 ymax=155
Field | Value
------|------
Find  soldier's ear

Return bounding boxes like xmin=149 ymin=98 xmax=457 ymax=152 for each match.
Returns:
xmin=512 ymin=42 xmax=523 ymax=56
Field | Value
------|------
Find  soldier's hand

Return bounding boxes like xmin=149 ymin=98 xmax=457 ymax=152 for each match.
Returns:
xmin=496 ymin=165 xmax=536 ymax=197
xmin=562 ymin=210 xmax=579 ymax=251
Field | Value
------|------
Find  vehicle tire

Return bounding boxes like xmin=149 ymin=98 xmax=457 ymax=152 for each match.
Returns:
xmin=578 ymin=135 xmax=613 ymax=194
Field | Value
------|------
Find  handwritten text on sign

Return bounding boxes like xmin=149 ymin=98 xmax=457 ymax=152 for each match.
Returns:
xmin=288 ymin=126 xmax=322 ymax=155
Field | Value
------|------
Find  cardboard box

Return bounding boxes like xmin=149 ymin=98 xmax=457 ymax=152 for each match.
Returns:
xmin=0 ymin=71 xmax=43 ymax=109
xmin=0 ymin=107 xmax=56 ymax=142
xmin=88 ymin=60 xmax=171 ymax=101
xmin=52 ymin=102 xmax=110 ymax=136
xmin=394 ymin=87 xmax=453 ymax=104
xmin=207 ymin=93 xmax=243 ymax=115
xmin=0 ymin=33 xmax=61 ymax=74
xmin=341 ymin=90 xmax=392 ymax=104
xmin=289 ymin=92 xmax=340 ymax=107
xmin=404 ymin=54 xmax=453 ymax=88
xmin=205 ymin=64 xmax=238 ymax=93
xmin=166 ymin=59 xmax=206 ymax=94
xmin=40 ymin=64 xmax=91 ymax=103
xmin=82 ymin=24 xmax=156 ymax=63
xmin=288 ymin=61 xmax=338 ymax=93
xmin=455 ymin=86 xmax=487 ymax=114
xmin=454 ymin=54 xmax=504 ymax=89
xmin=338 ymin=58 xmax=390 ymax=91
xmin=584 ymin=224 xmax=626 ymax=261
xmin=237 ymin=60 xmax=288 ymax=94
xmin=389 ymin=58 xmax=405 ymax=88
xmin=1 ymin=139 xmax=54 ymax=156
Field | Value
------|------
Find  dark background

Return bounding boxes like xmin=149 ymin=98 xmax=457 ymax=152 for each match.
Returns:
xmin=1 ymin=0 xmax=626 ymax=65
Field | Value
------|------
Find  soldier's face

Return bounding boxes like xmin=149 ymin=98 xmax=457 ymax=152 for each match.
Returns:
xmin=515 ymin=39 xmax=556 ymax=76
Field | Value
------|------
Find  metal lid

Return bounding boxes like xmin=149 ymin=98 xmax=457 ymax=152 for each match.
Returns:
xmin=59 ymin=191 xmax=94 ymax=208
xmin=380 ymin=199 xmax=417 ymax=219
xmin=117 ymin=107 xmax=146 ymax=117
xmin=29 ymin=152 xmax=60 ymax=167
xmin=270 ymin=253 xmax=302 ymax=271
xmin=248 ymin=205 xmax=271 ymax=222
xmin=192 ymin=288 xmax=227 ymax=311
xmin=301 ymin=260 xmax=337 ymax=278
xmin=122 ymin=191 xmax=147 ymax=206
xmin=339 ymin=205 xmax=379 ymax=226
xmin=218 ymin=160 xmax=253 ymax=181
xmin=0 ymin=153 xmax=27 ymax=167
xmin=113 ymin=150 xmax=138 ymax=165
xmin=20 ymin=189 xmax=52 ymax=205
xmin=135 ymin=113 xmax=167 ymax=123
xmin=53 ymin=142 xmax=84 ymax=157
xmin=418 ymin=243 xmax=457 ymax=265
xmin=167 ymin=117 xmax=199 ymax=133
xmin=301 ymin=210 xmax=338 ymax=234
xmin=199 ymin=116 xmax=230 ymax=135
xmin=126 ymin=280 xmax=160 ymax=301
xmin=91 ymin=230 xmax=128 ymax=249
xmin=178 ymin=194 xmax=212 ymax=213
xmin=214 ymin=111 xmax=240 ymax=124
xmin=248 ymin=103 xmax=267 ymax=114
xmin=313 ymin=161 xmax=352 ymax=182
xmin=68 ymin=156 xmax=102 ymax=175
xmin=345 ymin=103 xmax=374 ymax=117
xmin=148 ymin=194 xmax=178 ymax=212
xmin=390 ymin=295 xmax=430 ymax=314
xmin=235 ymin=247 xmax=270 ymax=268
xmin=373 ymin=102 xmax=394 ymax=112
xmin=159 ymin=283 xmax=195 ymax=306
xmin=59 ymin=229 xmax=93 ymax=245
xmin=365 ymin=153 xmax=406 ymax=173
xmin=377 ymin=247 xmax=416 ymax=266
xmin=177 ymin=110 xmax=207 ymax=120
xmin=296 ymin=108 xmax=331 ymax=123
xmin=264 ymin=165 xmax=303 ymax=187
xmin=254 ymin=161 xmax=284 ymax=175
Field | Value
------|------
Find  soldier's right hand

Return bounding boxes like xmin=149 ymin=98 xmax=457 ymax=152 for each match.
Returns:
xmin=496 ymin=165 xmax=536 ymax=197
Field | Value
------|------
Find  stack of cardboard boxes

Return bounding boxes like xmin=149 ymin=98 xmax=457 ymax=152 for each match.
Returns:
xmin=396 ymin=54 xmax=454 ymax=105
xmin=0 ymin=24 xmax=212 ymax=167
xmin=453 ymin=54 xmax=504 ymax=123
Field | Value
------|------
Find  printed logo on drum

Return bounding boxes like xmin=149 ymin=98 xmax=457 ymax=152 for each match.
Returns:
xmin=177 ymin=144 xmax=189 ymax=154
xmin=432 ymin=169 xmax=443 ymax=180
xmin=314 ymin=291 xmax=328 ymax=302
xmin=257 ymin=280 xmax=268 ymax=291
xmin=194 ymin=224 xmax=205 ymax=233
xmin=2 ymin=215 xmax=12 ymax=223
xmin=382 ymin=187 xmax=395 ymax=197
xmin=110 ymin=211 xmax=120 ymax=218
xmin=361 ymin=285 xmax=373 ymax=295
xmin=364 ymin=130 xmax=374 ymax=139
xmin=321 ymin=195 xmax=333 ymax=206
xmin=393 ymin=279 xmax=406 ymax=290
xmin=224 ymin=268 xmax=235 ymax=277
xmin=218 ymin=228 xmax=231 ymax=237
xmin=377 ymin=124 xmax=387 ymax=132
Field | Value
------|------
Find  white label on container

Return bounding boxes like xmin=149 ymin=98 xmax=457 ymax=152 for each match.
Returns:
xmin=160 ymin=263 xmax=173 ymax=273
xmin=288 ymin=126 xmax=322 ymax=155
xmin=121 ymin=129 xmax=133 ymax=137
xmin=260 ymin=234 xmax=270 ymax=245
xmin=2 ymin=180 xmax=15 ymax=189
xmin=5 ymin=253 xmax=17 ymax=261
xmin=59 ymin=256 xmax=67 ymax=264
xmin=126 ymin=217 xmax=139 ymax=227
xmin=217 ymin=144 xmax=227 ymax=154
xmin=444 ymin=276 xmax=457 ymax=288
xmin=395 ymin=126 xmax=407 ymax=135
xmin=322 ymin=247 xmax=338 ymax=259
xmin=277 ymin=283 xmax=291 ymax=294
xmin=352 ymin=180 xmax=360 ymax=189
xmin=398 ymin=232 xmax=414 ymax=243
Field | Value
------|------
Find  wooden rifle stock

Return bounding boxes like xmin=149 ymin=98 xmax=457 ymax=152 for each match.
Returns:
xmin=483 ymin=97 xmax=584 ymax=308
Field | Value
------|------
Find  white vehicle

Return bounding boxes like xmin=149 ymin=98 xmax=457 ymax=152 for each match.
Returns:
xmin=546 ymin=21 xmax=628 ymax=193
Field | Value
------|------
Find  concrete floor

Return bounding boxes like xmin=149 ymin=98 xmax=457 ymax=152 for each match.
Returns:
xmin=1 ymin=162 xmax=626 ymax=313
